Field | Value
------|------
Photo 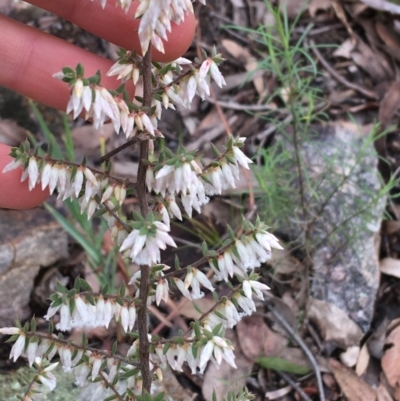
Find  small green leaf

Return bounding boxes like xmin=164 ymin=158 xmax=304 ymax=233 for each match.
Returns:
xmin=119 ymin=284 xmax=126 ymax=297
xmin=76 ymin=63 xmax=84 ymax=76
xmin=112 ymin=340 xmax=118 ymax=355
xmin=192 ymin=302 xmax=203 ymax=315
xmin=201 ymin=241 xmax=208 ymax=256
xmin=79 ymin=278 xmax=93 ymax=292
xmin=256 ymin=356 xmax=311 ymax=375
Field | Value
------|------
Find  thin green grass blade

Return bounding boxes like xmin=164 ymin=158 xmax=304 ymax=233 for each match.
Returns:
xmin=62 ymin=113 xmax=75 ymax=162
xmin=30 ymin=101 xmax=63 ymax=159
xmin=44 ymin=203 xmax=102 ymax=266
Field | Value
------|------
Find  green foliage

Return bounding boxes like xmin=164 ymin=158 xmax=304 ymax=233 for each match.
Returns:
xmin=228 ymin=1 xmax=395 ymax=266
xmin=256 ymin=356 xmax=310 ymax=375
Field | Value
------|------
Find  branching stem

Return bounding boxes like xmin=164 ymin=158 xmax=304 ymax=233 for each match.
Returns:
xmin=137 ymin=46 xmax=152 ymax=394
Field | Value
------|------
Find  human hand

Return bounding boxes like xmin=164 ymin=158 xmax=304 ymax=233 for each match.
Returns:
xmin=0 ymin=0 xmax=196 ymax=209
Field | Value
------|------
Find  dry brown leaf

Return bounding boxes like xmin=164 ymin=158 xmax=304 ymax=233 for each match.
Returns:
xmin=309 ymin=298 xmax=363 ymax=348
xmin=377 ymin=383 xmax=394 ymax=401
xmin=265 ymin=385 xmax=292 ymax=400
xmin=351 ymin=37 xmax=393 ymax=81
xmin=382 ymin=220 xmax=400 ymax=235
xmin=178 ymin=297 xmax=215 ymax=320
xmin=0 ymin=119 xmax=27 ymax=145
xmin=376 ymin=21 xmax=400 ymax=55
xmin=382 ymin=325 xmax=400 ymax=389
xmin=333 ymin=38 xmax=355 ymax=59
xmin=271 ymin=248 xmax=303 ymax=275
xmin=221 ymin=39 xmax=264 ymax=95
xmin=360 ymin=0 xmax=400 ymax=14
xmin=281 ymin=292 xmax=298 ymax=317
xmin=355 ymin=343 xmax=370 ymax=376
xmin=71 ymin=123 xmax=115 ymax=155
xmin=113 ymin=160 xmax=138 ymax=180
xmin=202 ymin=330 xmax=252 ymax=401
xmin=380 ymin=257 xmax=400 ymax=278
xmin=236 ymin=315 xmax=287 ymax=360
xmin=308 ymin=0 xmax=332 ymax=17
xmin=279 ymin=0 xmax=307 ymax=18
xmin=330 ymin=359 xmax=377 ymax=401
xmin=378 ymin=82 xmax=400 ymax=129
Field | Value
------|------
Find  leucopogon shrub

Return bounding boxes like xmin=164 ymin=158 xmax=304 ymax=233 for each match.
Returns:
xmin=0 ymin=1 xmax=282 ymax=400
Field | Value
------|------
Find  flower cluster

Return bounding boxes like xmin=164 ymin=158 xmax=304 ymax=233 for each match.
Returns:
xmin=53 ymin=67 xmax=159 ymax=139
xmin=120 ymin=212 xmax=177 ymax=265
xmin=0 ymin=326 xmax=146 ymax=401
xmin=45 ymin=295 xmax=136 ymax=333
xmin=146 ymin=136 xmax=253 ymax=217
xmin=2 ymin=147 xmax=128 ymax=220
xmin=40 ymin=277 xmax=138 ymax=332
xmin=159 ymin=51 xmax=226 ymax=108
xmin=0 ymin=1 xmax=282 ymax=400
xmin=208 ymin=221 xmax=283 ymax=282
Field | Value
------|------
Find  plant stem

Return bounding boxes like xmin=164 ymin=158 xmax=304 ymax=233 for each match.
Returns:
xmin=137 ymin=46 xmax=152 ymax=394
xmin=99 ymin=137 xmax=140 ymax=163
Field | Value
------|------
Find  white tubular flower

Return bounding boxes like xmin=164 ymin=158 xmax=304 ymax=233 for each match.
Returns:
xmin=255 ymin=230 xmax=284 ymax=252
xmin=210 ymin=60 xmax=226 ymax=88
xmin=92 ymin=86 xmax=119 ymax=129
xmin=243 ymin=279 xmax=270 ymax=300
xmin=104 ymin=300 xmax=113 ymax=329
xmin=120 ymin=305 xmax=129 ymax=332
xmin=120 ymin=220 xmax=176 ymax=265
xmin=235 ymin=293 xmax=256 ymax=316
xmin=199 ymin=59 xmax=211 ymax=80
xmin=75 ymin=363 xmax=91 ymax=387
xmin=41 ymin=163 xmax=52 ymax=191
xmin=158 ymin=203 xmax=170 ymax=229
xmin=184 ymin=343 xmax=200 ymax=374
xmin=73 ymin=169 xmax=84 ymax=198
xmin=114 ymin=184 xmax=127 ymax=206
xmin=38 ymin=371 xmax=57 ymax=391
xmin=107 ymin=60 xmax=138 ymax=83
xmin=58 ymin=346 xmax=72 ymax=372
xmin=166 ymin=344 xmax=185 ymax=372
xmin=27 ymin=341 xmax=38 ymax=367
xmin=128 ymin=305 xmax=136 ymax=331
xmin=75 ymin=295 xmax=89 ymax=323
xmin=184 ymin=268 xmax=214 ymax=299
xmin=172 ymin=277 xmax=192 ymax=300
xmin=139 ymin=111 xmax=155 ymax=135
xmin=100 ymin=185 xmax=114 ymax=204
xmin=207 ymin=300 xmax=241 ymax=329
xmin=57 ymin=303 xmax=72 ymax=331
xmin=9 ymin=331 xmax=25 ymax=362
xmin=2 ymin=158 xmax=22 ymax=173
xmin=28 ymin=157 xmax=39 ymax=190
xmin=166 ymin=193 xmax=182 ymax=220
xmin=199 ymin=336 xmax=236 ymax=372
xmin=231 ymin=139 xmax=253 ymax=170
xmin=0 ymin=327 xmax=21 ymax=335
xmin=155 ymin=277 xmax=169 ymax=305
xmin=90 ymin=354 xmax=102 ymax=381
xmin=64 ymin=78 xmax=92 ymax=119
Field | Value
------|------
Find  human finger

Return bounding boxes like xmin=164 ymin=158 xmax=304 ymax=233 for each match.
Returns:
xmin=27 ymin=0 xmax=197 ymax=62
xmin=0 ymin=15 xmax=120 ymax=112
xmin=0 ymin=143 xmax=50 ymax=209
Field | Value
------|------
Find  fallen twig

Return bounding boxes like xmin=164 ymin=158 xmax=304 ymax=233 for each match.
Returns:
xmin=263 ymin=300 xmax=326 ymax=401
xmin=277 ymin=371 xmax=314 ymax=401
xmin=307 ymin=39 xmax=379 ymax=100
